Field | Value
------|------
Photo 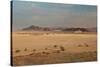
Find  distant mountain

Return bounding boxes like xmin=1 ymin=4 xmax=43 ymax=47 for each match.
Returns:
xmin=22 ymin=25 xmax=52 ymax=31
xmin=62 ymin=28 xmax=88 ymax=32
xmin=22 ymin=25 xmax=97 ymax=32
xmin=22 ymin=25 xmax=41 ymax=30
xmin=87 ymin=28 xmax=97 ymax=32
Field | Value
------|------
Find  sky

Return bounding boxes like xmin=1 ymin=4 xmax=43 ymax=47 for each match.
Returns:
xmin=12 ymin=1 xmax=97 ymax=30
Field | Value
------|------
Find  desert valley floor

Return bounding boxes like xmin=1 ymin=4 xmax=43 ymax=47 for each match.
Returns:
xmin=12 ymin=31 xmax=97 ymax=66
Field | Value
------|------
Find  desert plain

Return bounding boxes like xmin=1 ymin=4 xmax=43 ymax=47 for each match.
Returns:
xmin=12 ymin=31 xmax=97 ymax=66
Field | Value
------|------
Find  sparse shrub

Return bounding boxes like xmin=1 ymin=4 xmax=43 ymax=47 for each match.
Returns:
xmin=29 ymin=53 xmax=34 ymax=55
xmin=42 ymin=51 xmax=46 ymax=54
xmin=33 ymin=49 xmax=36 ymax=52
xmin=15 ymin=50 xmax=20 ymax=53
xmin=54 ymin=45 xmax=57 ymax=48
xmin=45 ymin=48 xmax=48 ymax=50
xmin=84 ymin=43 xmax=89 ymax=47
xmin=60 ymin=46 xmax=65 ymax=51
xmin=56 ymin=50 xmax=60 ymax=53
xmin=24 ymin=48 xmax=27 ymax=51
xmin=42 ymin=51 xmax=50 ymax=55
xmin=85 ymin=45 xmax=89 ymax=47
xmin=78 ymin=44 xmax=82 ymax=47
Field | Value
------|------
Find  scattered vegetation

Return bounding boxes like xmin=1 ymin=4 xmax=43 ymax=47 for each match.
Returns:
xmin=15 ymin=50 xmax=20 ymax=53
xmin=84 ymin=43 xmax=89 ymax=47
xmin=13 ymin=51 xmax=97 ymax=66
xmin=42 ymin=51 xmax=46 ymax=54
xmin=24 ymin=48 xmax=27 ymax=51
xmin=56 ymin=50 xmax=60 ymax=53
xmin=78 ymin=43 xmax=89 ymax=47
xmin=54 ymin=45 xmax=57 ymax=48
xmin=45 ymin=48 xmax=48 ymax=50
xmin=33 ymin=49 xmax=36 ymax=52
xmin=78 ymin=44 xmax=82 ymax=47
xmin=60 ymin=46 xmax=65 ymax=51
xmin=42 ymin=51 xmax=50 ymax=55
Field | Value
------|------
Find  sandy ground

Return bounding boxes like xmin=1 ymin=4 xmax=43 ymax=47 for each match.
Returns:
xmin=12 ymin=32 xmax=97 ymax=56
xmin=12 ymin=31 xmax=97 ymax=66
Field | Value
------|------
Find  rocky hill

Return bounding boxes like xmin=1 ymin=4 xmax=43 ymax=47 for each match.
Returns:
xmin=22 ymin=25 xmax=97 ymax=32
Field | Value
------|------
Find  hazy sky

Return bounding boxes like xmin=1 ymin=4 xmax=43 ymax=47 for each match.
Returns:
xmin=12 ymin=1 xmax=97 ymax=30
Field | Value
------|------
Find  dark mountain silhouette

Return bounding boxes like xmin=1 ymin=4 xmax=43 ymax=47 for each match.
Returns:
xmin=22 ymin=25 xmax=41 ymax=30
xmin=62 ymin=28 xmax=88 ymax=32
xmin=22 ymin=25 xmax=97 ymax=32
xmin=22 ymin=25 xmax=52 ymax=31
